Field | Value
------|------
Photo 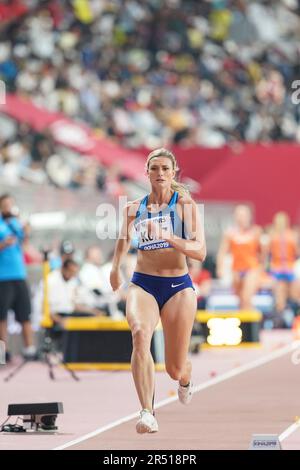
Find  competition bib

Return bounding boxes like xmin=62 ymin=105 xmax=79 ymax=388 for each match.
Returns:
xmin=135 ymin=213 xmax=174 ymax=251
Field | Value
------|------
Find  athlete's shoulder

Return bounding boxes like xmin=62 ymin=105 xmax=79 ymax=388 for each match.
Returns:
xmin=129 ymin=196 xmax=147 ymax=208
xmin=125 ymin=196 xmax=146 ymax=218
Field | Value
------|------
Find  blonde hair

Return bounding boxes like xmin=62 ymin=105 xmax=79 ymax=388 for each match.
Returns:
xmin=146 ymin=148 xmax=189 ymax=197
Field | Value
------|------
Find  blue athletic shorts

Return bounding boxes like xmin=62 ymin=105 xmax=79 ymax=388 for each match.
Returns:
xmin=131 ymin=272 xmax=195 ymax=310
xmin=270 ymin=271 xmax=295 ymax=283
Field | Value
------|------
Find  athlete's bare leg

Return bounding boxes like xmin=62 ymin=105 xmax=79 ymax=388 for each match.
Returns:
xmin=232 ymin=272 xmax=243 ymax=301
xmin=240 ymin=268 xmax=261 ymax=310
xmin=274 ymin=280 xmax=288 ymax=313
xmin=160 ymin=288 xmax=197 ymax=386
xmin=126 ymin=285 xmax=160 ymax=413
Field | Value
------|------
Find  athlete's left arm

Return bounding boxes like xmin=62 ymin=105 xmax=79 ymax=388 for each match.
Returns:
xmin=166 ymin=196 xmax=206 ymax=262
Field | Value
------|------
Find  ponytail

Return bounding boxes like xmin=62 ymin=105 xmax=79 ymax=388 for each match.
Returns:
xmin=171 ymin=179 xmax=189 ymax=197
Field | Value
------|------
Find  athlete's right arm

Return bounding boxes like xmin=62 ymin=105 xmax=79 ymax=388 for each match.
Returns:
xmin=110 ymin=202 xmax=136 ymax=291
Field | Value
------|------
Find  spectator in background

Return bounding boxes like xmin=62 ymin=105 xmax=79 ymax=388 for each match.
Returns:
xmin=0 ymin=0 xmax=299 ymax=152
xmin=60 ymin=240 xmax=75 ymax=262
xmin=0 ymin=193 xmax=37 ymax=361
xmin=217 ymin=205 xmax=262 ymax=309
xmin=266 ymin=211 xmax=299 ymax=326
xmin=50 ymin=239 xmax=75 ymax=271
xmin=40 ymin=258 xmax=105 ymax=328
xmin=79 ymin=245 xmax=124 ymax=317
xmin=105 ymin=164 xmax=128 ymax=200
xmin=79 ymin=245 xmax=105 ymax=292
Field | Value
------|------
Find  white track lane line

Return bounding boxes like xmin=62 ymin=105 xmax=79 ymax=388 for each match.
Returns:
xmin=279 ymin=422 xmax=300 ymax=443
xmin=53 ymin=339 xmax=300 ymax=450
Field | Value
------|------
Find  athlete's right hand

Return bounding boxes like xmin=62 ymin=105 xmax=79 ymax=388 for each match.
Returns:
xmin=110 ymin=268 xmax=122 ymax=291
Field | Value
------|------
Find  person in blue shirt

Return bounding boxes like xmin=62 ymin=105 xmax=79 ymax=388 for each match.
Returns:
xmin=0 ymin=193 xmax=36 ymax=361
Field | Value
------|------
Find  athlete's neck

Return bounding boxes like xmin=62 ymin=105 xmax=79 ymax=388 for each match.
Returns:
xmin=149 ymin=188 xmax=173 ymax=206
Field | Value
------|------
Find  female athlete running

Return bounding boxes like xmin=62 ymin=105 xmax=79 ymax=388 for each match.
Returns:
xmin=110 ymin=148 xmax=206 ymax=433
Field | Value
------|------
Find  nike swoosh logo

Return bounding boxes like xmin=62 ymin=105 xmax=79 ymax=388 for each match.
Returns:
xmin=171 ymin=282 xmax=184 ymax=288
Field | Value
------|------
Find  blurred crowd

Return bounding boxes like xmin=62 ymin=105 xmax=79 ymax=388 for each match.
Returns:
xmin=0 ymin=0 xmax=299 ymax=152
xmin=0 ymin=113 xmax=128 ymax=195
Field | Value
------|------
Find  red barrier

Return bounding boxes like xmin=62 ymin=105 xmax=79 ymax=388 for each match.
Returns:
xmin=134 ymin=144 xmax=300 ymax=225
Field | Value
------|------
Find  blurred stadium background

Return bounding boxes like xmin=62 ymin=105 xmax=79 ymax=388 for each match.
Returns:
xmin=0 ymin=0 xmax=300 ymax=356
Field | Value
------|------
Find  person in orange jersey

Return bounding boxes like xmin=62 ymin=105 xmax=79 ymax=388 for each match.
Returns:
xmin=217 ymin=205 xmax=262 ymax=309
xmin=266 ymin=212 xmax=298 ymax=320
